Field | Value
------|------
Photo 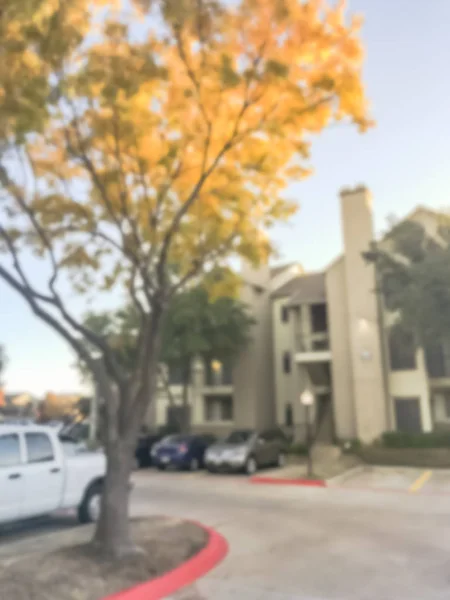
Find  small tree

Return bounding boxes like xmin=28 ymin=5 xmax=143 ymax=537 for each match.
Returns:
xmin=160 ymin=286 xmax=255 ymax=430
xmin=1 ymin=0 xmax=371 ymax=556
xmin=77 ymin=285 xmax=255 ymax=431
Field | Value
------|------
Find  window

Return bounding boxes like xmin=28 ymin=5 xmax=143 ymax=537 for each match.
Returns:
xmin=285 ymin=403 xmax=293 ymax=427
xmin=204 ymin=395 xmax=233 ymax=422
xmin=310 ymin=304 xmax=328 ymax=333
xmin=25 ymin=433 xmax=54 ymax=463
xmin=388 ymin=326 xmax=416 ymax=371
xmin=281 ymin=305 xmax=289 ymax=323
xmin=394 ymin=397 xmax=422 ymax=433
xmin=283 ymin=351 xmax=291 ymax=374
xmin=0 ymin=434 xmax=21 ymax=468
xmin=425 ymin=342 xmax=449 ymax=378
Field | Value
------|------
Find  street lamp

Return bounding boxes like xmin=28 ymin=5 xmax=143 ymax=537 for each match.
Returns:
xmin=300 ymin=389 xmax=315 ymax=477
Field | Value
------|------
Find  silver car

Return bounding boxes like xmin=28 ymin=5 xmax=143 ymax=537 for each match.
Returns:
xmin=204 ymin=429 xmax=289 ymax=475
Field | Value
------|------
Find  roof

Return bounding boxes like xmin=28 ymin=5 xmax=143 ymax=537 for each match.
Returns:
xmin=272 ymin=272 xmax=326 ymax=305
xmin=271 ymin=275 xmax=302 ymax=298
xmin=270 ymin=263 xmax=296 ymax=278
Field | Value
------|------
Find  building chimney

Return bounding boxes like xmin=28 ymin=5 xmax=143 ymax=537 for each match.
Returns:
xmin=340 ymin=186 xmax=387 ymax=442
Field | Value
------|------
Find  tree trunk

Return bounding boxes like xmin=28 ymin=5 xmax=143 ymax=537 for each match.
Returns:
xmin=93 ymin=437 xmax=136 ymax=558
xmin=182 ymin=363 xmax=191 ymax=433
xmin=92 ymin=302 xmax=164 ymax=557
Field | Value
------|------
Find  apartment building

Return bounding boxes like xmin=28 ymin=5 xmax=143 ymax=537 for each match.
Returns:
xmin=151 ymin=185 xmax=450 ymax=443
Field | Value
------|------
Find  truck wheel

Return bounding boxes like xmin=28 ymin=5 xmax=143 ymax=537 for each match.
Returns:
xmin=78 ymin=482 xmax=102 ymax=524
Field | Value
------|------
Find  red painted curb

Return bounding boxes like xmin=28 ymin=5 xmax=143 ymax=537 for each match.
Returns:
xmin=250 ymin=476 xmax=326 ymax=487
xmin=105 ymin=521 xmax=228 ymax=600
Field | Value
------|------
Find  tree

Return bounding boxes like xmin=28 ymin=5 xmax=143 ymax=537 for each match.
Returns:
xmin=0 ymin=0 xmax=371 ymax=556
xmin=76 ymin=285 xmax=255 ymax=431
xmin=364 ymin=218 xmax=450 ymax=350
xmin=0 ymin=345 xmax=7 ymax=388
xmin=160 ymin=286 xmax=255 ymax=430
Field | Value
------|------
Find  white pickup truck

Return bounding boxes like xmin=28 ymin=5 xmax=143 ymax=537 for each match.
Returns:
xmin=0 ymin=425 xmax=106 ymax=526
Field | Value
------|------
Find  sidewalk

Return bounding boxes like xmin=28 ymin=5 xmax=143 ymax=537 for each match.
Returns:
xmin=252 ymin=451 xmax=361 ymax=483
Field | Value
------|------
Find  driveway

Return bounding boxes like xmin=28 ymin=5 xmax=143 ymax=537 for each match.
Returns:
xmin=3 ymin=468 xmax=450 ymax=599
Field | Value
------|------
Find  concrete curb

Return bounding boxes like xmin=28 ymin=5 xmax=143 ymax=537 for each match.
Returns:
xmin=105 ymin=521 xmax=228 ymax=600
xmin=250 ymin=476 xmax=326 ymax=487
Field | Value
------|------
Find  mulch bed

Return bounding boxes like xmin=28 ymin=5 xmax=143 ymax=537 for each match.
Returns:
xmin=0 ymin=517 xmax=207 ymax=600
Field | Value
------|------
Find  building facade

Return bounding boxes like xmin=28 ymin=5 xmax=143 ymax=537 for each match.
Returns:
xmin=150 ymin=186 xmax=450 ymax=443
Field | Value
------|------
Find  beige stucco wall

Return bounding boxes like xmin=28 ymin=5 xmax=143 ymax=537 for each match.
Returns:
xmin=432 ymin=392 xmax=450 ymax=425
xmin=325 ymin=256 xmax=356 ymax=440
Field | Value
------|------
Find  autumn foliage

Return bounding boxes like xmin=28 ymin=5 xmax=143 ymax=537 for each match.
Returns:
xmin=0 ymin=0 xmax=371 ymax=555
xmin=1 ymin=0 xmax=370 ymax=297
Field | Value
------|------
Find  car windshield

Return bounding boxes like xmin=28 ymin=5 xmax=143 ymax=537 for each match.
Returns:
xmin=225 ymin=431 xmax=254 ymax=444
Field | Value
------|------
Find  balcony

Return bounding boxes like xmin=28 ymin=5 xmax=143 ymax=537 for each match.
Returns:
xmin=203 ymin=360 xmax=233 ymax=388
xmin=294 ymin=332 xmax=331 ymax=363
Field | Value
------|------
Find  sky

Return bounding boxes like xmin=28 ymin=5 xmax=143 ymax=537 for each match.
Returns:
xmin=1 ymin=0 xmax=450 ymax=396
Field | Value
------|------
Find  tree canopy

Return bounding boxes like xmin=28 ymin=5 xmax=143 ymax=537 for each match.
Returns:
xmin=0 ymin=0 xmax=371 ymax=556
xmin=365 ymin=217 xmax=450 ymax=346
xmin=77 ymin=286 xmax=255 ymax=383
xmin=161 ymin=286 xmax=255 ymax=374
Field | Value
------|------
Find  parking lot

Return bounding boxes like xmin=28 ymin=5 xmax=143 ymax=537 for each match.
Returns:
xmin=4 ymin=463 xmax=450 ymax=599
xmin=328 ymin=465 xmax=450 ymax=495
xmin=132 ymin=462 xmax=450 ymax=499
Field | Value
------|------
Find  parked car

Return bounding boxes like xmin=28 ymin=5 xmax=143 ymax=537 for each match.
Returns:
xmin=59 ymin=420 xmax=90 ymax=443
xmin=0 ymin=425 xmax=106 ymax=526
xmin=135 ymin=429 xmax=165 ymax=468
xmin=152 ymin=433 xmax=217 ymax=471
xmin=0 ymin=417 xmax=36 ymax=426
xmin=204 ymin=428 xmax=289 ymax=475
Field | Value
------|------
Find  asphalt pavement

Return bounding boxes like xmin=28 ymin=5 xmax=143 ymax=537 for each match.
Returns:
xmin=131 ymin=469 xmax=450 ymax=600
xmin=3 ymin=467 xmax=450 ymax=599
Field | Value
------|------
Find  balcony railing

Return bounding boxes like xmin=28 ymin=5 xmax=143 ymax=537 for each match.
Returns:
xmin=295 ymin=332 xmax=330 ymax=353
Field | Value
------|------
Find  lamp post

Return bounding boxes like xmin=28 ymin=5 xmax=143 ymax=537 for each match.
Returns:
xmin=300 ymin=389 xmax=315 ymax=477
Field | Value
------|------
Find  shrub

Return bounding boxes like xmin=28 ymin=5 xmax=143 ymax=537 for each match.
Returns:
xmin=338 ymin=438 xmax=362 ymax=453
xmin=287 ymin=442 xmax=307 ymax=455
xmin=382 ymin=431 xmax=450 ymax=449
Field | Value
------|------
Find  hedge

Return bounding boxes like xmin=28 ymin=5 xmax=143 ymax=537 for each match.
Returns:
xmin=382 ymin=431 xmax=450 ymax=449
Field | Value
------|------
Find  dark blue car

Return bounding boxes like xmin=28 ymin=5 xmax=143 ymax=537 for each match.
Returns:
xmin=151 ymin=434 xmax=216 ymax=471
